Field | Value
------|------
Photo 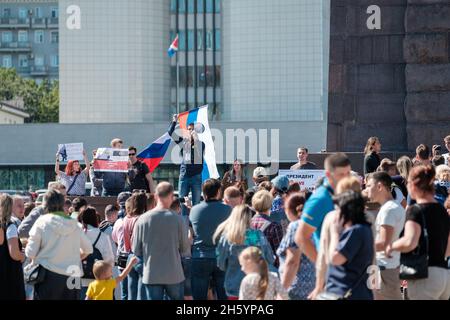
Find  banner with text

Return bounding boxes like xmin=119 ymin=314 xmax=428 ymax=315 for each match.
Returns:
xmin=278 ymin=169 xmax=326 ymax=191
xmin=93 ymin=148 xmax=128 ymax=172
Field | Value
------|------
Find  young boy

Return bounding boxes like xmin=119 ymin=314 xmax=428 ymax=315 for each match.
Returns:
xmin=86 ymin=256 xmax=138 ymax=300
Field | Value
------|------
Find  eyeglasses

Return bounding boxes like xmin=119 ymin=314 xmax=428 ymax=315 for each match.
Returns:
xmin=129 ymin=153 xmax=136 ymax=156
xmin=132 ymin=189 xmax=147 ymax=194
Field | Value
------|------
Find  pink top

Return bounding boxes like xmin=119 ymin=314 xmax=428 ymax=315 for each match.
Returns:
xmin=122 ymin=216 xmax=139 ymax=253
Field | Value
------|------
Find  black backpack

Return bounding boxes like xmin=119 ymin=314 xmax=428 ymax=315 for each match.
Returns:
xmin=82 ymin=232 xmax=103 ymax=279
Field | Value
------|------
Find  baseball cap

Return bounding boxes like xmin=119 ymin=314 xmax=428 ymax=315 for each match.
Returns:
xmin=117 ymin=192 xmax=132 ymax=206
xmin=253 ymin=167 xmax=268 ymax=178
xmin=271 ymin=175 xmax=290 ymax=193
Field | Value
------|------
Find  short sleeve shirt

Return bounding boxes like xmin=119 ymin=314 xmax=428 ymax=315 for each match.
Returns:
xmin=58 ymin=171 xmax=87 ymax=196
xmin=301 ymin=179 xmax=334 ymax=248
xmin=6 ymin=224 xmax=18 ymax=240
xmin=86 ymin=279 xmax=116 ymax=300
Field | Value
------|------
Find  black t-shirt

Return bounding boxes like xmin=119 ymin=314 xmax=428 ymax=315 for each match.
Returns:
xmin=363 ymin=152 xmax=380 ymax=175
xmin=127 ymin=160 xmax=150 ymax=192
xmin=403 ymin=203 xmax=450 ymax=268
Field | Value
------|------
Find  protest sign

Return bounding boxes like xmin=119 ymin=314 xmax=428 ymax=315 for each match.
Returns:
xmin=93 ymin=148 xmax=128 ymax=172
xmin=278 ymin=169 xmax=326 ymax=191
xmin=57 ymin=143 xmax=84 ymax=161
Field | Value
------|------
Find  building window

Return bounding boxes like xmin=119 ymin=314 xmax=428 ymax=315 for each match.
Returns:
xmin=215 ymin=66 xmax=221 ymax=86
xmin=51 ymin=31 xmax=58 ymax=44
xmin=35 ymin=7 xmax=42 ymax=18
xmin=51 ymin=7 xmax=59 ymax=18
xmin=197 ymin=30 xmax=203 ymax=50
xmin=206 ymin=0 xmax=214 ymax=13
xmin=3 ymin=8 xmax=11 ymax=18
xmin=51 ymin=55 xmax=59 ymax=67
xmin=215 ymin=29 xmax=221 ymax=50
xmin=187 ymin=30 xmax=195 ymax=51
xmin=34 ymin=55 xmax=44 ymax=66
xmin=19 ymin=55 xmax=28 ymax=67
xmin=34 ymin=30 xmax=44 ymax=44
xmin=179 ymin=31 xmax=186 ymax=51
xmin=170 ymin=0 xmax=177 ymax=13
xmin=179 ymin=0 xmax=186 ymax=13
xmin=206 ymin=30 xmax=213 ymax=50
xmin=198 ymin=67 xmax=206 ymax=87
xmin=18 ymin=31 xmax=28 ymax=43
xmin=2 ymin=55 xmax=12 ymax=68
xmin=2 ymin=31 xmax=12 ymax=43
xmin=188 ymin=0 xmax=195 ymax=13
xmin=215 ymin=0 xmax=221 ymax=13
xmin=187 ymin=66 xmax=194 ymax=87
xmin=197 ymin=0 xmax=204 ymax=13
xmin=18 ymin=8 xmax=28 ymax=19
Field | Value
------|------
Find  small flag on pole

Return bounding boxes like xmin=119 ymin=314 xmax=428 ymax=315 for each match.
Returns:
xmin=168 ymin=34 xmax=179 ymax=58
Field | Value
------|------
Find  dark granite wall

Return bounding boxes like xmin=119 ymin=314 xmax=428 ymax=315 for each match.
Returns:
xmin=327 ymin=0 xmax=449 ymax=152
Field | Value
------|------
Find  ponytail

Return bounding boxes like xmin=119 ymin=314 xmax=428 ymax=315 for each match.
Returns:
xmin=256 ymin=257 xmax=269 ymax=300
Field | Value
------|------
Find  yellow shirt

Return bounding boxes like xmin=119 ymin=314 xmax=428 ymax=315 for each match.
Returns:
xmin=86 ymin=279 xmax=117 ymax=300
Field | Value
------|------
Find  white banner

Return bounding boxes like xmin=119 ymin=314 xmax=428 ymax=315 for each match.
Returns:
xmin=278 ymin=169 xmax=326 ymax=191
xmin=57 ymin=143 xmax=84 ymax=161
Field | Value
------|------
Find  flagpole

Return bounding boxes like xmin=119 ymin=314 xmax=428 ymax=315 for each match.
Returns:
xmin=176 ymin=58 xmax=180 ymax=115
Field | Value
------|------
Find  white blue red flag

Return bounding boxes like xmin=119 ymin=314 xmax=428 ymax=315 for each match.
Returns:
xmin=168 ymin=34 xmax=179 ymax=58
xmin=137 ymin=132 xmax=172 ymax=173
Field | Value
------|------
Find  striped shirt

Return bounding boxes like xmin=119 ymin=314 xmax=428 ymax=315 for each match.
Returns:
xmin=58 ymin=171 xmax=87 ymax=196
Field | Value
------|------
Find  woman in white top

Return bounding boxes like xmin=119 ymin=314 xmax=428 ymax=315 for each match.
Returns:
xmin=77 ymin=206 xmax=114 ymax=299
xmin=239 ymin=246 xmax=287 ymax=300
xmin=26 ymin=190 xmax=93 ymax=300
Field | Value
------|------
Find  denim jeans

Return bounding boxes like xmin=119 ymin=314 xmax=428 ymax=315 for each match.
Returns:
xmin=191 ymin=258 xmax=227 ymax=300
xmin=179 ymin=173 xmax=202 ymax=205
xmin=119 ymin=267 xmax=128 ymax=300
xmin=127 ymin=268 xmax=147 ymax=300
xmin=144 ymin=282 xmax=184 ymax=300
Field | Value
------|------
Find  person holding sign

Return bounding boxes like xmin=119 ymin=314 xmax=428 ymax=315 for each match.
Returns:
xmin=55 ymin=149 xmax=90 ymax=196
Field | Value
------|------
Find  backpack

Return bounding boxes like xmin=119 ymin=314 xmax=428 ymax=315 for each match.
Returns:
xmin=81 ymin=231 xmax=103 ymax=279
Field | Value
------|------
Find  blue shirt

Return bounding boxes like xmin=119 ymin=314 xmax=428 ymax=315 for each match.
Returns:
xmin=301 ymin=179 xmax=334 ymax=248
xmin=325 ymin=223 xmax=374 ymax=300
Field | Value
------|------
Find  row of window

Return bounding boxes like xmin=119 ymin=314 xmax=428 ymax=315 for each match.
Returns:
xmin=1 ymin=30 xmax=58 ymax=44
xmin=171 ymin=66 xmax=220 ymax=87
xmin=1 ymin=7 xmax=58 ymax=19
xmin=1 ymin=54 xmax=59 ymax=68
xmin=170 ymin=0 xmax=221 ymax=14
xmin=170 ymin=30 xmax=220 ymax=51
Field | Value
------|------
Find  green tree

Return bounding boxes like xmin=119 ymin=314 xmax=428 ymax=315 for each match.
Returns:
xmin=0 ymin=68 xmax=59 ymax=123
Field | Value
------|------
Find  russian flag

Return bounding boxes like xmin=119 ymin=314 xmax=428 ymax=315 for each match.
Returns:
xmin=178 ymin=105 xmax=220 ymax=181
xmin=137 ymin=132 xmax=172 ymax=173
xmin=168 ymin=34 xmax=179 ymax=58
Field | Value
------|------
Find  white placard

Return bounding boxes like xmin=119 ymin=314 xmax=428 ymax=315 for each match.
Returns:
xmin=278 ymin=169 xmax=326 ymax=191
xmin=57 ymin=143 xmax=84 ymax=161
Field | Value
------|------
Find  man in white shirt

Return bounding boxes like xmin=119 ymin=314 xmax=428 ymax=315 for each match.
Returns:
xmin=366 ymin=171 xmax=406 ymax=300
xmin=443 ymin=135 xmax=450 ymax=166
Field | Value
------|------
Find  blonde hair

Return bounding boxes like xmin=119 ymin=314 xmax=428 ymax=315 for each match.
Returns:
xmin=239 ymin=247 xmax=269 ymax=300
xmin=336 ymin=176 xmax=362 ymax=195
xmin=435 ymin=165 xmax=450 ymax=181
xmin=213 ymin=205 xmax=253 ymax=245
xmin=251 ymin=190 xmax=273 ymax=213
xmin=93 ymin=260 xmax=112 ymax=280
xmin=0 ymin=194 xmax=13 ymax=228
xmin=364 ymin=137 xmax=380 ymax=155
xmin=397 ymin=156 xmax=412 ymax=181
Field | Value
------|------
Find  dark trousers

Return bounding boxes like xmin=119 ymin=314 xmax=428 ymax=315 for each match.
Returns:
xmin=191 ymin=258 xmax=227 ymax=300
xmin=34 ymin=268 xmax=80 ymax=300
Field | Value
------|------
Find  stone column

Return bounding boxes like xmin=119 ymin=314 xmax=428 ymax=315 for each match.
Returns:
xmin=404 ymin=0 xmax=450 ymax=150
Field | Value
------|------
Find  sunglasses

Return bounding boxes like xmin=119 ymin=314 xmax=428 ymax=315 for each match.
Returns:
xmin=129 ymin=153 xmax=136 ymax=156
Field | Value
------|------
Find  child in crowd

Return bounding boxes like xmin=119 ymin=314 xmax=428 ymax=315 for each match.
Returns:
xmin=86 ymin=256 xmax=138 ymax=300
xmin=238 ymin=247 xmax=288 ymax=300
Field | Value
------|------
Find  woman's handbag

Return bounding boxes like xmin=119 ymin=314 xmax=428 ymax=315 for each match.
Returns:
xmin=24 ymin=263 xmax=46 ymax=285
xmin=399 ymin=205 xmax=429 ymax=280
xmin=116 ymin=252 xmax=129 ymax=269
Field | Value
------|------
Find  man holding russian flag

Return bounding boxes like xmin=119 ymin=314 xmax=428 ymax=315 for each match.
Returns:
xmin=168 ymin=113 xmax=205 ymax=206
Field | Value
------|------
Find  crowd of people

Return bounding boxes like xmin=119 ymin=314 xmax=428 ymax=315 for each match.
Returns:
xmin=0 ymin=133 xmax=450 ymax=300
